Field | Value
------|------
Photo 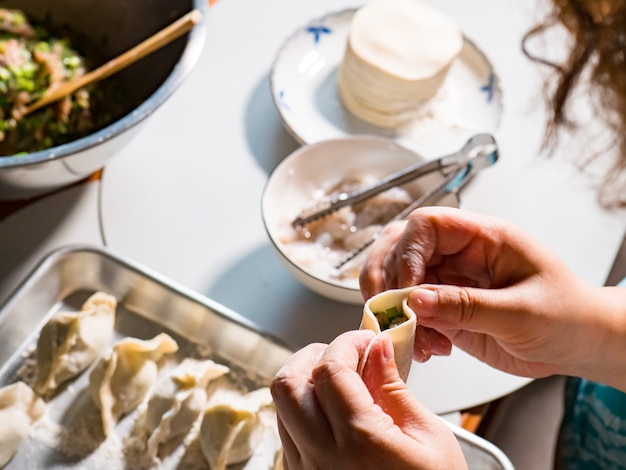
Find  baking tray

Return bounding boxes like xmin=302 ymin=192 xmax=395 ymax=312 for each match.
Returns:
xmin=0 ymin=245 xmax=513 ymax=469
xmin=0 ymin=245 xmax=290 ymax=469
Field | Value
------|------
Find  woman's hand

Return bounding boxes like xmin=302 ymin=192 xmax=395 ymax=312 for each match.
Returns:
xmin=360 ymin=206 xmax=626 ymax=385
xmin=270 ymin=330 xmax=467 ymax=470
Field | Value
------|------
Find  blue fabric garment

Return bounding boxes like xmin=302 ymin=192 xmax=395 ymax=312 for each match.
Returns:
xmin=558 ymin=377 xmax=626 ymax=469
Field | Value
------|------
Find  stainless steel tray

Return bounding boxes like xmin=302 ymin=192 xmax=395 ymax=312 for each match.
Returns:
xmin=0 ymin=245 xmax=291 ymax=469
xmin=0 ymin=245 xmax=513 ymax=469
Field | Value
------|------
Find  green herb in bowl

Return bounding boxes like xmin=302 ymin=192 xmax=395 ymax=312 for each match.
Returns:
xmin=0 ymin=8 xmax=122 ymax=156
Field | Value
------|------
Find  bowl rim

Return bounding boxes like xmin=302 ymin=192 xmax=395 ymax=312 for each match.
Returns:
xmin=261 ymin=135 xmax=438 ymax=297
xmin=0 ymin=0 xmax=209 ymax=168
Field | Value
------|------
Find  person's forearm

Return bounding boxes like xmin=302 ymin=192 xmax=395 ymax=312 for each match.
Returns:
xmin=571 ymin=285 xmax=626 ymax=392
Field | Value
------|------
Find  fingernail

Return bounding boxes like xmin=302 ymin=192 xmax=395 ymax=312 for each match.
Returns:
xmin=412 ymin=288 xmax=437 ymax=319
xmin=414 ymin=348 xmax=431 ymax=363
xmin=432 ymin=337 xmax=452 ymax=356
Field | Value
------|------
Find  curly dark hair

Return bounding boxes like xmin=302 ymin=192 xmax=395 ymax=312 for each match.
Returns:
xmin=522 ymin=0 xmax=626 ymax=206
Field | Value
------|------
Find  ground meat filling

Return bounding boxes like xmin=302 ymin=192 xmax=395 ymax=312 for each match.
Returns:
xmin=0 ymin=8 xmax=120 ymax=156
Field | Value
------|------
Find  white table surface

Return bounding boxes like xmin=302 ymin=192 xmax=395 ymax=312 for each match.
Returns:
xmin=0 ymin=0 xmax=621 ymax=416
xmin=99 ymin=0 xmax=626 ymax=414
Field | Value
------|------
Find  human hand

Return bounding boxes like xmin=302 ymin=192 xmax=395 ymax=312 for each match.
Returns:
xmin=270 ymin=330 xmax=467 ymax=470
xmin=359 ymin=206 xmax=621 ymax=381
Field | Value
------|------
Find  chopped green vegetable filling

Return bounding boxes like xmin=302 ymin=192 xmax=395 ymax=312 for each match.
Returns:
xmin=374 ymin=306 xmax=407 ymax=330
xmin=0 ymin=8 xmax=124 ymax=156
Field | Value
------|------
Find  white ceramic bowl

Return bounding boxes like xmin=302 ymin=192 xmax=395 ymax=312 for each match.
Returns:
xmin=261 ymin=136 xmax=459 ymax=304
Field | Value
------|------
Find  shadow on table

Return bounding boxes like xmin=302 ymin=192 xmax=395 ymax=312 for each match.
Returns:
xmin=243 ymin=73 xmax=300 ymax=176
xmin=0 ymin=182 xmax=97 ymax=304
xmin=204 ymin=243 xmax=362 ymax=350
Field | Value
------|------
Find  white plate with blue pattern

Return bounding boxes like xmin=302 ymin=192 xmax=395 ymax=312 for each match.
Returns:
xmin=270 ymin=8 xmax=503 ymax=157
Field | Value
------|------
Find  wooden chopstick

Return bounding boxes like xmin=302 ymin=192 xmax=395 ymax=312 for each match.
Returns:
xmin=24 ymin=9 xmax=203 ymax=116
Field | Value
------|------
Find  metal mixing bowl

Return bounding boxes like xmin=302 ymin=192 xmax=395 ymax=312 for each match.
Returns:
xmin=0 ymin=0 xmax=208 ymax=199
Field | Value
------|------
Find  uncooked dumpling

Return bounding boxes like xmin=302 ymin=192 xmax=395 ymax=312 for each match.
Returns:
xmin=199 ymin=387 xmax=273 ymax=470
xmin=0 ymin=382 xmax=45 ymax=468
xmin=359 ymin=286 xmax=417 ymax=381
xmin=140 ymin=358 xmax=230 ymax=458
xmin=34 ymin=291 xmax=117 ymax=396
xmin=89 ymin=333 xmax=178 ymax=436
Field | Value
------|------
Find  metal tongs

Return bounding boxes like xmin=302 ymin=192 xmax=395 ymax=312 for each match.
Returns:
xmin=292 ymin=133 xmax=499 ymax=270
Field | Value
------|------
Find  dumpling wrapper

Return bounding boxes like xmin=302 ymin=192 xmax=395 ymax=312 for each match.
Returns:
xmin=348 ymin=0 xmax=462 ymax=81
xmin=200 ymin=387 xmax=273 ymax=470
xmin=89 ymin=333 xmax=179 ymax=436
xmin=34 ymin=291 xmax=117 ymax=396
xmin=359 ymin=286 xmax=417 ymax=381
xmin=141 ymin=358 xmax=230 ymax=458
xmin=338 ymin=0 xmax=463 ymax=127
xmin=0 ymin=382 xmax=46 ymax=468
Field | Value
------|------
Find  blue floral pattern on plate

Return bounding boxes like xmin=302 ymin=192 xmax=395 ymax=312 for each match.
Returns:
xmin=480 ymin=72 xmax=496 ymax=103
xmin=306 ymin=25 xmax=332 ymax=43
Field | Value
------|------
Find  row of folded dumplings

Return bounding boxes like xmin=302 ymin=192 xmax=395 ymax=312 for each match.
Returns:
xmin=0 ymin=292 xmax=280 ymax=469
